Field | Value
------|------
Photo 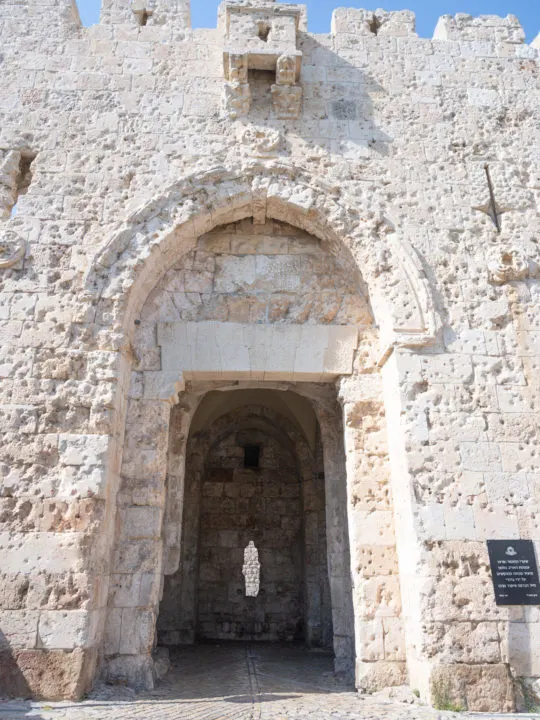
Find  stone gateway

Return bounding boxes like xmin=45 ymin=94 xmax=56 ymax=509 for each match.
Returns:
xmin=0 ymin=0 xmax=539 ymax=713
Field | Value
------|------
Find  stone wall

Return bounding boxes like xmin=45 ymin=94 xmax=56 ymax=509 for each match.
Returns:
xmin=0 ymin=0 xmax=538 ymax=710
xmin=156 ymin=404 xmax=332 ymax=645
xmin=198 ymin=430 xmax=306 ymax=642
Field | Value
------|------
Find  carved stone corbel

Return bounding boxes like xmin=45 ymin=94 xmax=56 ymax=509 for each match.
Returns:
xmin=271 ymin=54 xmax=302 ymax=119
xmin=223 ymin=52 xmax=252 ymax=118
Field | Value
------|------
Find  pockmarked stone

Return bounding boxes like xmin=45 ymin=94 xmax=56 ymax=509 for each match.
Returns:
xmin=0 ymin=0 xmax=538 ymax=712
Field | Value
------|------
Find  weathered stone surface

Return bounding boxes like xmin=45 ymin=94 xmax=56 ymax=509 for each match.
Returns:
xmin=0 ymin=0 xmax=538 ymax=710
xmin=0 ymin=648 xmax=96 ymax=700
xmin=429 ymin=663 xmax=515 ymax=713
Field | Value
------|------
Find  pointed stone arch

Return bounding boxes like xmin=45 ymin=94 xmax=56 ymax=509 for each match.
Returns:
xmin=85 ymin=161 xmax=440 ymax=359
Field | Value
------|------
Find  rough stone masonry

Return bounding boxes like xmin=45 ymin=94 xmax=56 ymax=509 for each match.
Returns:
xmin=0 ymin=0 xmax=539 ymax=713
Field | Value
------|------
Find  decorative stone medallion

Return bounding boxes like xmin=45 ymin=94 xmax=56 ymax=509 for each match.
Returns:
xmin=0 ymin=230 xmax=25 ymax=269
xmin=487 ymin=246 xmax=529 ymax=284
xmin=239 ymin=125 xmax=283 ymax=156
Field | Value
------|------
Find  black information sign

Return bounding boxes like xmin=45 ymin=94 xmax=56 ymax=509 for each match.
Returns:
xmin=487 ymin=540 xmax=540 ymax=605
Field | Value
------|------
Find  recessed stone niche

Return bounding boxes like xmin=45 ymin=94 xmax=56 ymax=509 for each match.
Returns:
xmin=222 ymin=1 xmax=303 ymax=119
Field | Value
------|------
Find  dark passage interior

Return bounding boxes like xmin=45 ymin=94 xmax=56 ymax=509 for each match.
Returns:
xmin=157 ymin=390 xmax=333 ymax=650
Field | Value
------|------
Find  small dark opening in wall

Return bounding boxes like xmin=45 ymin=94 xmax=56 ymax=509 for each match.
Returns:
xmin=258 ymin=22 xmax=271 ymax=42
xmin=138 ymin=9 xmax=152 ymax=26
xmin=369 ymin=15 xmax=381 ymax=35
xmin=11 ymin=151 xmax=35 ymax=218
xmin=244 ymin=445 xmax=261 ymax=469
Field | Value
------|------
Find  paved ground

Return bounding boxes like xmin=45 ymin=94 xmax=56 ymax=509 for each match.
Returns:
xmin=0 ymin=644 xmax=539 ymax=720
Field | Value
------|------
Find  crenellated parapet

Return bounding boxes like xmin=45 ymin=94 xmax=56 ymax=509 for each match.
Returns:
xmin=0 ymin=0 xmax=81 ymax=39
xmin=331 ymin=8 xmax=417 ymax=37
xmin=100 ymin=0 xmax=190 ymax=28
xmin=433 ymin=13 xmax=525 ymax=43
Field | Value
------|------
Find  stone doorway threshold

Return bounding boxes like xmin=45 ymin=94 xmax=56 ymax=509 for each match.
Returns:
xmin=0 ymin=645 xmax=537 ymax=719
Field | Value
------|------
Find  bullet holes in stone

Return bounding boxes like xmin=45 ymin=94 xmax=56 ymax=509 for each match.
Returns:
xmin=244 ymin=445 xmax=261 ymax=469
xmin=10 ymin=151 xmax=36 ymax=218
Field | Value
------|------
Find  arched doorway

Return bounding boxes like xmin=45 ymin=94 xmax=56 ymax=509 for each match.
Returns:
xmin=158 ymin=393 xmax=333 ymax=651
xmin=91 ymin=161 xmax=436 ymax=693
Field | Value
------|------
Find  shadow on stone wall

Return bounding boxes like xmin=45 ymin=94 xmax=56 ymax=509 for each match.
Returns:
xmin=244 ymin=34 xmax=391 ymax=161
xmin=0 ymin=631 xmax=45 ymax=718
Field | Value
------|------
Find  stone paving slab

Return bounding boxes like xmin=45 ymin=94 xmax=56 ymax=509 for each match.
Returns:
xmin=0 ymin=645 xmax=539 ymax=720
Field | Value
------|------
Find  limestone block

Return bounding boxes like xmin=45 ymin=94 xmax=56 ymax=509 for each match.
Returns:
xmin=353 ymin=510 xmax=395 ymax=546
xmin=420 ymin=354 xmax=473 ymax=384
xmin=508 ymin=622 xmax=540 ymax=675
xmin=356 ymin=660 xmax=408 ymax=692
xmin=382 ymin=617 xmax=406 ymax=661
xmin=118 ymin=608 xmax=156 ymax=654
xmin=355 ymin=545 xmax=399 ymax=578
xmin=113 ymin=540 xmax=162 ymax=574
xmin=105 ymin=654 xmax=154 ymax=691
xmin=37 ymin=610 xmax=98 ymax=650
xmin=429 ymin=663 xmax=515 ymax=712
xmin=0 ymin=647 xmax=96 ymax=701
xmin=472 ymin=507 xmax=519 ymax=539
xmin=358 ymin=619 xmax=385 ymax=661
xmin=143 ymin=371 xmax=185 ymax=403
xmin=483 ymin=472 xmax=530 ymax=506
xmin=119 ymin=507 xmax=163 ymax=541
xmin=423 ymin=621 xmax=501 ymax=663
xmin=0 ymin=533 xmax=85 ymax=575
xmin=0 ymin=610 xmax=39 ymax=649
xmin=103 ymin=607 xmax=122 ymax=656
xmin=58 ymin=434 xmax=109 ymax=467
xmin=443 ymin=505 xmax=476 ymax=540
xmin=459 ymin=441 xmax=501 ymax=472
xmin=158 ymin=322 xmax=358 ymax=379
xmin=332 ymin=8 xmax=416 ymax=37
xmin=355 ymin=576 xmax=402 ymax=619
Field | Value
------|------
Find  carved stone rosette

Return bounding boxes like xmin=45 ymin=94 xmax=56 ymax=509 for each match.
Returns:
xmin=0 ymin=230 xmax=26 ymax=269
xmin=487 ymin=247 xmax=529 ymax=284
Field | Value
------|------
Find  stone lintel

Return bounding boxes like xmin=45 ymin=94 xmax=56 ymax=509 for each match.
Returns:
xmin=157 ymin=321 xmax=358 ymax=380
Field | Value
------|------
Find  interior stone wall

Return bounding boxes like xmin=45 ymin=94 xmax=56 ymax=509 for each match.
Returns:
xmin=158 ymin=401 xmax=333 ymax=648
xmin=198 ymin=429 xmax=305 ymax=642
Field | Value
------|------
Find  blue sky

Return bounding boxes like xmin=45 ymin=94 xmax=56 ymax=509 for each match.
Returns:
xmin=77 ymin=0 xmax=538 ymax=42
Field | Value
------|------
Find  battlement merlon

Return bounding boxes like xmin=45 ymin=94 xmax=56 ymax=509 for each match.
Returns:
xmin=0 ymin=0 xmax=81 ymax=38
xmin=331 ymin=8 xmax=417 ymax=37
xmin=100 ymin=0 xmax=191 ymax=28
xmin=433 ymin=13 xmax=525 ymax=43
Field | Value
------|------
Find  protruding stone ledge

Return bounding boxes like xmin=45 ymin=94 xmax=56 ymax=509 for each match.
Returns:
xmin=222 ymin=1 xmax=304 ymax=118
xmin=433 ymin=13 xmax=525 ymax=43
